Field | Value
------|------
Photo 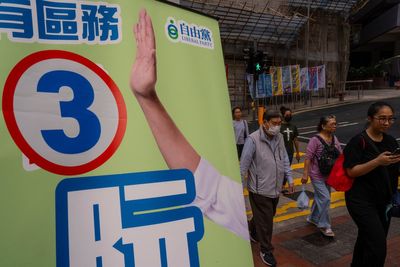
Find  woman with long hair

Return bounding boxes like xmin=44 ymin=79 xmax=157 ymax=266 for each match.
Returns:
xmin=344 ymin=102 xmax=400 ymax=267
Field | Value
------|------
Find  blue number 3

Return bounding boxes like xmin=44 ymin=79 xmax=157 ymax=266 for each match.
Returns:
xmin=38 ymin=70 xmax=101 ymax=154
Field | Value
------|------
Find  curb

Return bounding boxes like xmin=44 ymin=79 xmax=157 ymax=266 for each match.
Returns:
xmin=292 ymin=94 xmax=400 ymax=115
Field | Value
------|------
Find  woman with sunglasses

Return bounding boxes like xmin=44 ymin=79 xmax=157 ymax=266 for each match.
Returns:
xmin=343 ymin=101 xmax=400 ymax=267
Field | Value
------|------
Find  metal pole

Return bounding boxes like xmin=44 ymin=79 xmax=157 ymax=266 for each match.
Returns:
xmin=304 ymin=0 xmax=311 ymax=106
xmin=307 ymin=0 xmax=312 ymax=107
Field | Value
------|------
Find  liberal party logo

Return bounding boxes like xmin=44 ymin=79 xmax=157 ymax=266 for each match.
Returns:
xmin=165 ymin=17 xmax=214 ymax=49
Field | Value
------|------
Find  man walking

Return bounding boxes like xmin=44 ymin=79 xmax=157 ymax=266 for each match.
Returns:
xmin=240 ymin=110 xmax=294 ymax=266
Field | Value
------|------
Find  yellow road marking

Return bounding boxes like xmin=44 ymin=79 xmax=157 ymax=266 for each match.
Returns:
xmin=291 ymin=162 xmax=304 ymax=170
xmin=273 ymin=200 xmax=346 ymax=222
xmin=243 ymin=150 xmax=350 ymax=223
xmin=292 ymin=177 xmax=308 ymax=186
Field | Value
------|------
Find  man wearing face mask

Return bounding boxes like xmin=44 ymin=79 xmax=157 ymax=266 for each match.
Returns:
xmin=240 ymin=110 xmax=294 ymax=266
xmin=280 ymin=106 xmax=300 ymax=194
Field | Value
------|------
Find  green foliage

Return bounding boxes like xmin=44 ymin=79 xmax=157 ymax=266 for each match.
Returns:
xmin=348 ymin=62 xmax=384 ymax=80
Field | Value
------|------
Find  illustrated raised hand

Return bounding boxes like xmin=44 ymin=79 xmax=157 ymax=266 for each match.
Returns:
xmin=130 ymin=9 xmax=157 ymax=99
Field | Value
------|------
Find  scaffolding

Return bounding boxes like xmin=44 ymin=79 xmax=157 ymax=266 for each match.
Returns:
xmin=179 ymin=0 xmax=361 ymax=113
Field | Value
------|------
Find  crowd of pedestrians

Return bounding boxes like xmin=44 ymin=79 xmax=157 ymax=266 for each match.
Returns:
xmin=235 ymin=103 xmax=400 ymax=267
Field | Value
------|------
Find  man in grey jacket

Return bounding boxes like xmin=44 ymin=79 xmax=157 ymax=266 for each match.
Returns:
xmin=240 ymin=110 xmax=294 ymax=267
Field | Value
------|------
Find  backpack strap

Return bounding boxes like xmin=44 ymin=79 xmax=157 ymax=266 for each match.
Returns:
xmin=243 ymin=120 xmax=248 ymax=139
xmin=315 ymin=135 xmax=334 ymax=148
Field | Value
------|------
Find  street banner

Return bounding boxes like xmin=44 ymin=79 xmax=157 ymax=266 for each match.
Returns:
xmin=246 ymin=73 xmax=255 ymax=99
xmin=256 ymin=73 xmax=266 ymax=98
xmin=291 ymin=65 xmax=301 ymax=93
xmin=300 ymin=67 xmax=309 ymax=92
xmin=317 ymin=65 xmax=326 ymax=89
xmin=0 ymin=1 xmax=253 ymax=267
xmin=265 ymin=74 xmax=273 ymax=97
xmin=308 ymin=66 xmax=318 ymax=91
xmin=256 ymin=73 xmax=273 ymax=98
xmin=275 ymin=66 xmax=283 ymax=96
xmin=282 ymin=65 xmax=292 ymax=94
xmin=270 ymin=66 xmax=279 ymax=96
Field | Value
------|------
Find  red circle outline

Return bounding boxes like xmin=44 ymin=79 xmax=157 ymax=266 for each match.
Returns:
xmin=2 ymin=50 xmax=127 ymax=176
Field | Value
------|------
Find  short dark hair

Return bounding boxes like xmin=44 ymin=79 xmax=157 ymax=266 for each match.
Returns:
xmin=317 ymin=115 xmax=336 ymax=132
xmin=280 ymin=106 xmax=291 ymax=116
xmin=367 ymin=101 xmax=394 ymax=118
xmin=263 ymin=110 xmax=281 ymax=122
xmin=232 ymin=106 xmax=241 ymax=116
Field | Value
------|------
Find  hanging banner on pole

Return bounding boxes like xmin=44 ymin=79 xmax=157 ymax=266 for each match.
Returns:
xmin=257 ymin=73 xmax=273 ymax=98
xmin=317 ymin=65 xmax=326 ymax=89
xmin=291 ymin=65 xmax=301 ymax=93
xmin=300 ymin=67 xmax=309 ymax=92
xmin=256 ymin=73 xmax=266 ymax=98
xmin=246 ymin=73 xmax=255 ymax=100
xmin=265 ymin=74 xmax=273 ymax=97
xmin=308 ymin=66 xmax=318 ymax=91
xmin=282 ymin=65 xmax=292 ymax=94
xmin=270 ymin=66 xmax=279 ymax=96
xmin=0 ymin=1 xmax=253 ymax=267
xmin=274 ymin=67 xmax=283 ymax=96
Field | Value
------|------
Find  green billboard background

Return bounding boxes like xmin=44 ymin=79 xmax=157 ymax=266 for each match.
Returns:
xmin=0 ymin=0 xmax=253 ymax=266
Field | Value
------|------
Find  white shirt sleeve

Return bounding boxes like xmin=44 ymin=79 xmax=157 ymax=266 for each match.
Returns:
xmin=192 ymin=157 xmax=249 ymax=240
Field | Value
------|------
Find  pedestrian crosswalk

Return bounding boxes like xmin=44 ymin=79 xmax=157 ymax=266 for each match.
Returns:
xmin=243 ymin=151 xmax=347 ymax=223
xmin=274 ymin=192 xmax=346 ymax=222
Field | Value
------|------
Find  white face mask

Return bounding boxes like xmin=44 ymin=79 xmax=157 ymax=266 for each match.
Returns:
xmin=267 ymin=125 xmax=281 ymax=136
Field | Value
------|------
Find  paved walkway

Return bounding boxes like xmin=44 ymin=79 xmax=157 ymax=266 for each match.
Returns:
xmin=251 ymin=214 xmax=400 ymax=267
xmin=244 ymin=88 xmax=400 ymax=266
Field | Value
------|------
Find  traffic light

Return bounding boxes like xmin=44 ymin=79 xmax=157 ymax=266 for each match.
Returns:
xmin=254 ymin=50 xmax=267 ymax=76
xmin=243 ymin=48 xmax=255 ymax=74
xmin=243 ymin=48 xmax=267 ymax=78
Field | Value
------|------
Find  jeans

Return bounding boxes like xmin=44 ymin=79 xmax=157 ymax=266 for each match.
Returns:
xmin=309 ymin=178 xmax=331 ymax=229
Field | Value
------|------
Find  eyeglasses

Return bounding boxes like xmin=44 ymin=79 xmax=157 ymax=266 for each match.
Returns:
xmin=373 ymin=116 xmax=396 ymax=124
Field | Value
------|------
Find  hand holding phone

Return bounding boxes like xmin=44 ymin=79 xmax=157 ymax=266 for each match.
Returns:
xmin=391 ymin=148 xmax=400 ymax=156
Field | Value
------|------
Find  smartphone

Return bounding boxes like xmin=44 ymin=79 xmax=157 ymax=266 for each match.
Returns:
xmin=391 ymin=148 xmax=400 ymax=155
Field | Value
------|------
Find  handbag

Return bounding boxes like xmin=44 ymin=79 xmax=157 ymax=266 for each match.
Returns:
xmin=326 ymin=154 xmax=354 ymax=191
xmin=326 ymin=135 xmax=368 ymax=191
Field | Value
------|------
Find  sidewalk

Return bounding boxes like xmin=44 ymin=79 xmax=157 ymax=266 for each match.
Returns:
xmin=248 ymin=143 xmax=400 ymax=267
xmin=243 ymin=88 xmax=400 ymax=121
xmin=293 ymin=88 xmax=400 ymax=114
xmin=251 ymin=214 xmax=400 ymax=267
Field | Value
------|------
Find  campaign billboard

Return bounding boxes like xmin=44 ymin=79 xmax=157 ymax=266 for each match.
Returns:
xmin=0 ymin=1 xmax=253 ymax=266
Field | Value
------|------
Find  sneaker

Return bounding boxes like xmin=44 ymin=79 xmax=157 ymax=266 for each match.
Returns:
xmin=260 ymin=251 xmax=277 ymax=266
xmin=320 ymin=228 xmax=335 ymax=237
xmin=306 ymin=217 xmax=318 ymax=227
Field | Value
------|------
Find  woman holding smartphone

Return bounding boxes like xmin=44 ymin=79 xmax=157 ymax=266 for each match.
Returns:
xmin=343 ymin=101 xmax=400 ymax=267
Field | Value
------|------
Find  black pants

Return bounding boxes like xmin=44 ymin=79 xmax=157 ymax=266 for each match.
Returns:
xmin=346 ymin=196 xmax=391 ymax=267
xmin=249 ymin=192 xmax=279 ymax=252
